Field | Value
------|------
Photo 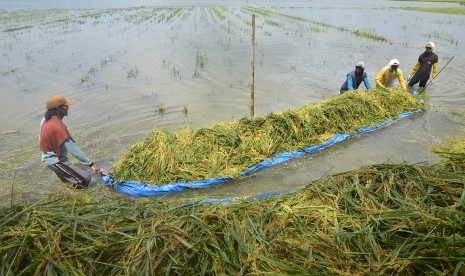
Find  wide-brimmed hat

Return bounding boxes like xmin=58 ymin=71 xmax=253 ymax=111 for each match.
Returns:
xmin=46 ymin=95 xmax=74 ymax=110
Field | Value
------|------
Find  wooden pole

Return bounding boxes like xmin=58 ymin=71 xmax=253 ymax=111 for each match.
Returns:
xmin=250 ymin=14 xmax=255 ymax=118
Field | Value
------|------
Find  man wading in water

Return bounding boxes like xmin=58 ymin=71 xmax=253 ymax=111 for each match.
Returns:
xmin=375 ymin=59 xmax=407 ymax=93
xmin=339 ymin=61 xmax=372 ymax=94
xmin=407 ymin=41 xmax=438 ymax=93
xmin=39 ymin=95 xmax=104 ymax=188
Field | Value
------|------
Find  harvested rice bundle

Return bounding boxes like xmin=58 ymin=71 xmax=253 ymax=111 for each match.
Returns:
xmin=112 ymin=89 xmax=423 ymax=184
xmin=1 ymin=142 xmax=464 ymax=275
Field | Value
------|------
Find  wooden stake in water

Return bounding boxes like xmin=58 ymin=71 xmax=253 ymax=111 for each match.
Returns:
xmin=250 ymin=14 xmax=255 ymax=118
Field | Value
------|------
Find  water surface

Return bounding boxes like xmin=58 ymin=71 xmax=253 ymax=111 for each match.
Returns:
xmin=1 ymin=0 xmax=464 ymax=201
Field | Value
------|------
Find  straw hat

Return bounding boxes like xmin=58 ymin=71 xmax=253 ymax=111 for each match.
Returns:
xmin=46 ymin=95 xmax=74 ymax=110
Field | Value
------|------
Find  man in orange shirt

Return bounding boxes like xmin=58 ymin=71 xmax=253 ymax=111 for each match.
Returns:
xmin=39 ymin=95 xmax=102 ymax=188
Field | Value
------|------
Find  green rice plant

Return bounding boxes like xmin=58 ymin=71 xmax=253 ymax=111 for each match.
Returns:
xmin=24 ymin=53 xmax=34 ymax=63
xmin=433 ymin=138 xmax=465 ymax=159
xmin=265 ymin=19 xmax=283 ymax=27
xmin=242 ymin=7 xmax=389 ymax=42
xmin=196 ymin=52 xmax=206 ymax=69
xmin=353 ymin=29 xmax=388 ymax=42
xmin=182 ymin=106 xmax=188 ymax=116
xmin=394 ymin=0 xmax=465 ymax=3
xmin=0 ymin=68 xmax=17 ymax=77
xmin=402 ymin=7 xmax=465 ymax=15
xmin=193 ymin=51 xmax=206 ymax=78
xmin=127 ymin=67 xmax=138 ymax=80
xmin=1 ymin=139 xmax=464 ymax=275
xmin=156 ymin=104 xmax=165 ymax=116
xmin=242 ymin=7 xmax=269 ymax=17
xmin=226 ymin=57 xmax=234 ymax=74
xmin=165 ymin=8 xmax=183 ymax=22
xmin=112 ymin=89 xmax=423 ymax=184
xmin=80 ymin=74 xmax=89 ymax=84
xmin=3 ymin=25 xmax=33 ymax=32
xmin=211 ymin=7 xmax=226 ymax=20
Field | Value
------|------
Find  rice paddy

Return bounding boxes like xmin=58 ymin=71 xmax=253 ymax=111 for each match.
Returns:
xmin=1 ymin=137 xmax=464 ymax=275
xmin=242 ymin=6 xmax=389 ymax=42
xmin=0 ymin=1 xmax=464 ymax=274
xmin=111 ymin=89 xmax=423 ymax=184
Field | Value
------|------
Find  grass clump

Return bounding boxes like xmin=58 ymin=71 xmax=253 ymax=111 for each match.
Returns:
xmin=1 ymin=139 xmax=465 ymax=274
xmin=265 ymin=19 xmax=283 ymax=27
xmin=3 ymin=25 xmax=33 ymax=32
xmin=112 ymin=89 xmax=423 ymax=184
xmin=433 ymin=138 xmax=465 ymax=159
xmin=394 ymin=0 xmax=465 ymax=3
xmin=353 ymin=29 xmax=388 ymax=42
xmin=402 ymin=7 xmax=465 ymax=15
xmin=242 ymin=7 xmax=389 ymax=42
xmin=211 ymin=7 xmax=226 ymax=20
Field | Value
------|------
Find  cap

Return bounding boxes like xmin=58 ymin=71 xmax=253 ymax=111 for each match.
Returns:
xmin=389 ymin=59 xmax=399 ymax=66
xmin=425 ymin=41 xmax=435 ymax=49
xmin=355 ymin=61 xmax=365 ymax=69
xmin=388 ymin=59 xmax=400 ymax=69
xmin=46 ymin=95 xmax=74 ymax=110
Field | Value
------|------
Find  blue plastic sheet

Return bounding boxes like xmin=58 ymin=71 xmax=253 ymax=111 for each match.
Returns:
xmin=101 ymin=108 xmax=423 ymax=197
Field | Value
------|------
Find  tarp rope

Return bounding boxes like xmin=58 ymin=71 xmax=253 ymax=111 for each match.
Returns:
xmin=101 ymin=108 xmax=423 ymax=197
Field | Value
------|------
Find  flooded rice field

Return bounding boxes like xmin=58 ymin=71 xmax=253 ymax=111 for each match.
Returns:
xmin=1 ymin=0 xmax=465 ymax=201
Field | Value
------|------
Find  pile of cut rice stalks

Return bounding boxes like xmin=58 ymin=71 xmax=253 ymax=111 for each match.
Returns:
xmin=1 ymin=138 xmax=464 ymax=275
xmin=112 ymin=88 xmax=423 ymax=184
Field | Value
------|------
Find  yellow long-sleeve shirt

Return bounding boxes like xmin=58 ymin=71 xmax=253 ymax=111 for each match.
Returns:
xmin=375 ymin=66 xmax=407 ymax=92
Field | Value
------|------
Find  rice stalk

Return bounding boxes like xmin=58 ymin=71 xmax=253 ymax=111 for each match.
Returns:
xmin=112 ymin=89 xmax=423 ymax=184
xmin=2 ymin=138 xmax=464 ymax=275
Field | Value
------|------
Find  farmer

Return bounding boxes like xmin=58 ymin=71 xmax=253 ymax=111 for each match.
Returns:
xmin=340 ymin=61 xmax=372 ymax=94
xmin=407 ymin=42 xmax=438 ymax=89
xmin=375 ymin=59 xmax=407 ymax=93
xmin=39 ymin=95 xmax=102 ymax=188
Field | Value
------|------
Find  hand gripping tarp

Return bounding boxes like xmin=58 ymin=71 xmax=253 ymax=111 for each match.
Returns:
xmin=101 ymin=109 xmax=423 ymax=197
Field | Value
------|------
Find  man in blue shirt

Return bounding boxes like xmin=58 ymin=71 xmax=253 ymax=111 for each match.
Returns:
xmin=340 ymin=61 xmax=372 ymax=94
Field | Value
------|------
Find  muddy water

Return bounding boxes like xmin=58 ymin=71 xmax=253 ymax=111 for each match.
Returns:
xmin=1 ymin=0 xmax=464 ymax=201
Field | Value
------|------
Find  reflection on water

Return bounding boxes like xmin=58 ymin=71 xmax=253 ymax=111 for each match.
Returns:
xmin=1 ymin=0 xmax=464 ymax=200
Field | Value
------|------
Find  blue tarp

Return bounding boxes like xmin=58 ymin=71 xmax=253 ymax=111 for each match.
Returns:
xmin=101 ymin=108 xmax=423 ymax=197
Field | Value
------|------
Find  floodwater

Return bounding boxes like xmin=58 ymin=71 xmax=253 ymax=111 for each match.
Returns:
xmin=1 ymin=0 xmax=464 ymax=202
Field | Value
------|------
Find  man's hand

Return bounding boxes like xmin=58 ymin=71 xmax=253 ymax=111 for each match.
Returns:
xmin=90 ymin=164 xmax=100 ymax=174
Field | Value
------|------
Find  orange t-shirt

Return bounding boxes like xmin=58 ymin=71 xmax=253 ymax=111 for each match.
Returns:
xmin=40 ymin=116 xmax=71 ymax=156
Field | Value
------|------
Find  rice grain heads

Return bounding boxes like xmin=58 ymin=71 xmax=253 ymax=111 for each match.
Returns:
xmin=112 ymin=89 xmax=423 ymax=184
xmin=1 ymin=139 xmax=464 ymax=275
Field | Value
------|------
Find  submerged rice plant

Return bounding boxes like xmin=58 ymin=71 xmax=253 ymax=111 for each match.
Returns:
xmin=242 ymin=7 xmax=389 ymax=41
xmin=211 ymin=7 xmax=227 ymax=20
xmin=1 ymin=139 xmax=464 ymax=275
xmin=112 ymin=89 xmax=423 ymax=184
xmin=3 ymin=25 xmax=33 ymax=32
xmin=353 ymin=29 xmax=388 ymax=42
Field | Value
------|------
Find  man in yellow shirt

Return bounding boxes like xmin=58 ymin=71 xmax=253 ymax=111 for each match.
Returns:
xmin=375 ymin=59 xmax=407 ymax=93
